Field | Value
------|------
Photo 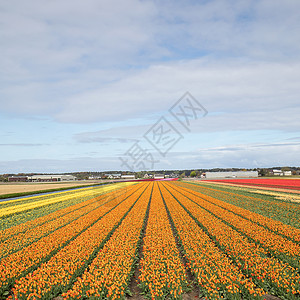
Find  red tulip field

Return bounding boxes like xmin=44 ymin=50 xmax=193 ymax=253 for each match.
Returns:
xmin=206 ymin=178 xmax=300 ymax=191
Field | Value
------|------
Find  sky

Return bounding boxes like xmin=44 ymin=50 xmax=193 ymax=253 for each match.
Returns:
xmin=0 ymin=0 xmax=300 ymax=173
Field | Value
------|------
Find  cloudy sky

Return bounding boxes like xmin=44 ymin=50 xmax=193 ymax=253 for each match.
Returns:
xmin=1 ymin=0 xmax=299 ymax=173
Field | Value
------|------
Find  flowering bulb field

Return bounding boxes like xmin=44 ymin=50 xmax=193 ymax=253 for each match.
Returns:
xmin=206 ymin=178 xmax=300 ymax=191
xmin=0 ymin=181 xmax=300 ymax=299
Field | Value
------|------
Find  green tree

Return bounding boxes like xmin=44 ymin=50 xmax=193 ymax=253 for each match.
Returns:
xmin=190 ymin=171 xmax=197 ymax=177
xmin=258 ymin=169 xmax=267 ymax=176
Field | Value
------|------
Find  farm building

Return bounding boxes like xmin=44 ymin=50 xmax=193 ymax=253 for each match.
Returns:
xmin=273 ymin=169 xmax=283 ymax=176
xmin=28 ymin=175 xmax=76 ymax=182
xmin=154 ymin=174 xmax=165 ymax=179
xmin=106 ymin=174 xmax=121 ymax=179
xmin=8 ymin=176 xmax=29 ymax=182
xmin=143 ymin=174 xmax=153 ymax=179
xmin=205 ymin=171 xmax=258 ymax=179
xmin=121 ymin=174 xmax=135 ymax=180
xmin=272 ymin=170 xmax=292 ymax=176
xmin=88 ymin=176 xmax=102 ymax=180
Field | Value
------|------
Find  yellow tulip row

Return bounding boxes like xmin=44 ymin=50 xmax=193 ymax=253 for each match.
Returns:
xmin=7 ymin=184 xmax=145 ymax=299
xmin=1 ymin=183 xmax=144 ymax=294
xmin=0 ymin=183 xmax=128 ymax=243
xmin=0 ymin=182 xmax=132 ymax=218
xmin=1 ymin=182 xmax=129 ymax=206
xmin=0 ymin=190 xmax=104 ymax=233
xmin=62 ymin=183 xmax=152 ymax=299
xmin=0 ymin=184 xmax=131 ymax=259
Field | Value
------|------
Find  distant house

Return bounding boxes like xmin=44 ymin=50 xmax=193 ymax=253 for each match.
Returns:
xmin=154 ymin=174 xmax=165 ymax=179
xmin=283 ymin=171 xmax=292 ymax=176
xmin=144 ymin=174 xmax=153 ymax=179
xmin=28 ymin=175 xmax=76 ymax=182
xmin=112 ymin=174 xmax=121 ymax=179
xmin=170 ymin=173 xmax=179 ymax=178
xmin=88 ymin=176 xmax=102 ymax=180
xmin=121 ymin=174 xmax=135 ymax=180
xmin=107 ymin=174 xmax=121 ymax=179
xmin=273 ymin=170 xmax=283 ymax=176
xmin=8 ymin=176 xmax=28 ymax=182
xmin=205 ymin=171 xmax=258 ymax=179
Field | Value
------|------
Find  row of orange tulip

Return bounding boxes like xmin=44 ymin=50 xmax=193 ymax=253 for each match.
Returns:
xmin=166 ymin=183 xmax=300 ymax=299
xmin=174 ymin=182 xmax=300 ymax=243
xmin=0 ymin=183 xmax=130 ymax=242
xmin=175 ymin=181 xmax=300 ymax=229
xmin=8 ymin=183 xmax=148 ymax=299
xmin=167 ymin=183 xmax=300 ymax=264
xmin=0 ymin=192 xmax=93 ymax=234
xmin=138 ymin=182 xmax=188 ymax=299
xmin=62 ymin=183 xmax=152 ymax=299
xmin=0 ymin=183 xmax=144 ymax=295
xmin=0 ymin=183 xmax=130 ymax=210
xmin=0 ymin=186 xmax=130 ymax=259
xmin=160 ymin=183 xmax=265 ymax=299
xmin=0 ymin=188 xmax=81 ymax=208
xmin=0 ymin=187 xmax=104 ymax=218
xmin=0 ymin=195 xmax=87 ymax=243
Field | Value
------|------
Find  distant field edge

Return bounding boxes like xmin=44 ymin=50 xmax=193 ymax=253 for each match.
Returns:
xmin=0 ymin=182 xmax=112 ymax=201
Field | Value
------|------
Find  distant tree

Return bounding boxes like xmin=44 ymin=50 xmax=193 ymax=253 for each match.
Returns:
xmin=258 ymin=169 xmax=267 ymax=176
xmin=0 ymin=175 xmax=7 ymax=182
xmin=136 ymin=172 xmax=142 ymax=179
xmin=190 ymin=171 xmax=197 ymax=177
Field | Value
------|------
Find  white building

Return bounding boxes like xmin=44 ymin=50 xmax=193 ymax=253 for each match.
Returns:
xmin=154 ymin=174 xmax=165 ymax=179
xmin=144 ymin=174 xmax=154 ymax=179
xmin=88 ymin=176 xmax=102 ymax=180
xmin=205 ymin=171 xmax=258 ymax=179
xmin=121 ymin=174 xmax=135 ymax=180
xmin=273 ymin=170 xmax=283 ymax=176
xmin=106 ymin=174 xmax=121 ymax=179
xmin=28 ymin=175 xmax=76 ymax=182
xmin=283 ymin=171 xmax=292 ymax=176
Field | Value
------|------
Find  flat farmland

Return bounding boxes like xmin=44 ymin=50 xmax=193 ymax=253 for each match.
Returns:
xmin=203 ymin=178 xmax=300 ymax=193
xmin=0 ymin=181 xmax=107 ymax=196
xmin=0 ymin=181 xmax=300 ymax=300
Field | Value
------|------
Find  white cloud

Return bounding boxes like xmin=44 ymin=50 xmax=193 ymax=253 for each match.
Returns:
xmin=51 ymin=59 xmax=299 ymax=134
xmin=1 ymin=0 xmax=300 ymax=171
xmin=1 ymin=141 xmax=299 ymax=173
xmin=1 ymin=1 xmax=300 ymax=120
xmin=162 ymin=141 xmax=300 ymax=169
xmin=3 ymin=59 xmax=300 ymax=130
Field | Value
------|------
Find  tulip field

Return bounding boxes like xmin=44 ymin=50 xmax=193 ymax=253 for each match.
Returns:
xmin=0 ymin=180 xmax=300 ymax=299
xmin=206 ymin=178 xmax=300 ymax=191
